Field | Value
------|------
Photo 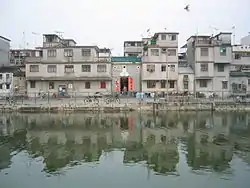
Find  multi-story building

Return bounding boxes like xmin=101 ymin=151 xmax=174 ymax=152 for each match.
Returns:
xmin=25 ymin=34 xmax=112 ymax=97
xmin=141 ymin=32 xmax=179 ymax=93
xmin=123 ymin=41 xmax=143 ymax=57
xmin=0 ymin=66 xmax=26 ymax=97
xmin=0 ymin=36 xmax=11 ymax=67
xmin=230 ymin=36 xmax=250 ymax=96
xmin=111 ymin=56 xmax=141 ymax=93
xmin=185 ymin=32 xmax=232 ymax=97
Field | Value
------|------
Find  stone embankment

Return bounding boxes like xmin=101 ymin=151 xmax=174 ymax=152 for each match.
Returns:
xmin=1 ymin=101 xmax=250 ymax=113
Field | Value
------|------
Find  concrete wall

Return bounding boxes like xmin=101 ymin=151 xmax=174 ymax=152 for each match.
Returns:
xmin=0 ymin=73 xmax=13 ymax=96
xmin=26 ymin=63 xmax=112 ymax=79
xmin=112 ymin=63 xmax=141 ymax=92
xmin=177 ymin=73 xmax=194 ymax=93
xmin=195 ymin=62 xmax=214 ymax=77
xmin=142 ymin=63 xmax=178 ymax=80
xmin=26 ymin=80 xmax=111 ymax=97
xmin=42 ymin=47 xmax=99 ymax=62
xmin=0 ymin=37 xmax=10 ymax=66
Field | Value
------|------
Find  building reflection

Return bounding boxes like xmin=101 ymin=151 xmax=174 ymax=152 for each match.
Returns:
xmin=0 ymin=112 xmax=249 ymax=175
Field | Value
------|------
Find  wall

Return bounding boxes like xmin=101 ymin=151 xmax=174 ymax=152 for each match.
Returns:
xmin=42 ymin=48 xmax=99 ymax=62
xmin=13 ymin=76 xmax=26 ymax=94
xmin=112 ymin=63 xmax=141 ymax=92
xmin=142 ymin=80 xmax=177 ymax=93
xmin=142 ymin=48 xmax=178 ymax=63
xmin=177 ymin=73 xmax=194 ymax=92
xmin=0 ymin=38 xmax=10 ymax=66
xmin=195 ymin=47 xmax=214 ymax=62
xmin=142 ymin=63 xmax=178 ymax=80
xmin=26 ymin=63 xmax=112 ymax=79
xmin=213 ymin=46 xmax=232 ymax=63
xmin=195 ymin=79 xmax=213 ymax=93
xmin=26 ymin=80 xmax=111 ymax=97
xmin=195 ymin=62 xmax=214 ymax=77
xmin=0 ymin=73 xmax=13 ymax=96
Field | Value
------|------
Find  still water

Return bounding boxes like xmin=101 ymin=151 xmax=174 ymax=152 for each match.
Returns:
xmin=0 ymin=112 xmax=250 ymax=188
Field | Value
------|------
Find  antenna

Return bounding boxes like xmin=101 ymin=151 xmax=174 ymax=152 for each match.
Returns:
xmin=22 ymin=32 xmax=26 ymax=49
xmin=32 ymin=32 xmax=40 ymax=47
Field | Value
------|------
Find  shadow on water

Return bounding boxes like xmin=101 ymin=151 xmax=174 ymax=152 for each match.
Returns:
xmin=0 ymin=112 xmax=250 ymax=177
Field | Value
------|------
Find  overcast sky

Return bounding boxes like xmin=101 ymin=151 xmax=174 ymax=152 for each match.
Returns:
xmin=1 ymin=0 xmax=250 ymax=55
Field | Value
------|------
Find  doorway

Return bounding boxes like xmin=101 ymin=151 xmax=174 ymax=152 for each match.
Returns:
xmin=120 ymin=77 xmax=129 ymax=92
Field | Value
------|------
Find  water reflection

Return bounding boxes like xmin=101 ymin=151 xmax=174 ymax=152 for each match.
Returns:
xmin=0 ymin=112 xmax=250 ymax=177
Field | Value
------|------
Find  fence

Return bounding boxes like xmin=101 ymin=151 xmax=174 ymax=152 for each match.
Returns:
xmin=0 ymin=90 xmax=246 ymax=106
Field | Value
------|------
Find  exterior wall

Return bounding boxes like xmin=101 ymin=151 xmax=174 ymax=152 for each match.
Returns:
xmin=26 ymin=63 xmax=112 ymax=79
xmin=112 ymin=63 xmax=141 ymax=92
xmin=155 ymin=33 xmax=178 ymax=47
xmin=42 ymin=47 xmax=99 ymax=62
xmin=13 ymin=76 xmax=26 ymax=94
xmin=0 ymin=37 xmax=10 ymax=66
xmin=213 ymin=46 xmax=232 ymax=63
xmin=177 ymin=73 xmax=194 ymax=93
xmin=195 ymin=79 xmax=213 ymax=93
xmin=0 ymin=73 xmax=14 ymax=96
xmin=195 ymin=47 xmax=214 ymax=62
xmin=142 ymin=63 xmax=178 ymax=80
xmin=241 ymin=35 xmax=250 ymax=45
xmin=195 ymin=62 xmax=214 ymax=77
xmin=26 ymin=80 xmax=111 ymax=97
xmin=230 ymin=76 xmax=249 ymax=94
xmin=142 ymin=48 xmax=178 ymax=63
xmin=142 ymin=80 xmax=177 ymax=93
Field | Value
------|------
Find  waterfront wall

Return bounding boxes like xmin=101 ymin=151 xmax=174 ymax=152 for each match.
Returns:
xmin=1 ymin=102 xmax=250 ymax=112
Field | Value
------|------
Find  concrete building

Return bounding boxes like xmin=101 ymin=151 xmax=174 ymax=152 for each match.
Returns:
xmin=230 ymin=38 xmax=250 ymax=96
xmin=111 ymin=56 xmax=141 ymax=93
xmin=185 ymin=32 xmax=232 ymax=97
xmin=25 ymin=34 xmax=112 ymax=97
xmin=0 ymin=36 xmax=11 ymax=67
xmin=141 ymin=32 xmax=179 ymax=93
xmin=0 ymin=66 xmax=26 ymax=97
xmin=123 ymin=41 xmax=143 ymax=57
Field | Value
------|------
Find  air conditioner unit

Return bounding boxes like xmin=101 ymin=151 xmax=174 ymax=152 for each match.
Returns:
xmin=162 ymin=48 xmax=167 ymax=53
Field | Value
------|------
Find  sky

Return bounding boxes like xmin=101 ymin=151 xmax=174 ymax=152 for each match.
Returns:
xmin=1 ymin=0 xmax=250 ymax=55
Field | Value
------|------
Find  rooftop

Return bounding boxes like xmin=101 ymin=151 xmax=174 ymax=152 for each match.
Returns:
xmin=0 ymin=66 xmax=25 ymax=77
xmin=0 ymin=36 xmax=11 ymax=42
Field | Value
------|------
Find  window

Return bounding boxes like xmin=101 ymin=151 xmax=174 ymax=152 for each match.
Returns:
xmin=151 ymin=49 xmax=159 ymax=56
xmin=222 ymin=81 xmax=228 ymax=89
xmin=183 ymin=75 xmax=189 ymax=80
xmin=82 ymin=65 xmax=91 ymax=72
xmin=160 ymin=80 xmax=166 ymax=88
xmin=47 ymin=49 xmax=56 ymax=57
xmin=170 ymin=35 xmax=176 ymax=41
xmin=169 ymin=65 xmax=175 ymax=72
xmin=199 ymin=80 xmax=207 ymax=88
xmin=47 ymin=65 xmax=57 ymax=73
xmin=168 ymin=49 xmax=176 ymax=56
xmin=200 ymin=63 xmax=208 ymax=72
xmin=0 ymin=84 xmax=2 ymax=89
xmin=146 ymin=65 xmax=155 ymax=72
xmin=30 ymin=81 xmax=36 ymax=88
xmin=6 ymin=74 xmax=9 ymax=79
xmin=100 ymin=81 xmax=106 ymax=89
xmin=161 ymin=34 xmax=166 ymax=40
xmin=234 ymin=53 xmax=241 ymax=59
xmin=85 ymin=82 xmax=91 ymax=89
xmin=184 ymin=82 xmax=188 ymax=89
xmin=6 ymin=84 xmax=10 ymax=89
xmin=0 ymin=74 xmax=2 ymax=79
xmin=248 ymin=79 xmax=250 ymax=85
xmin=30 ymin=65 xmax=39 ymax=72
xmin=147 ymin=80 xmax=156 ymax=88
xmin=220 ymin=47 xmax=226 ymax=56
xmin=161 ymin=65 xmax=166 ymax=71
xmin=169 ymin=81 xmax=175 ymax=88
xmin=97 ymin=64 xmax=107 ymax=72
xmin=49 ymin=82 xmax=54 ymax=89
xmin=82 ymin=49 xmax=91 ymax=56
xmin=64 ymin=49 xmax=73 ymax=57
xmin=218 ymin=64 xmax=224 ymax=72
xmin=64 ymin=65 xmax=74 ymax=73
xmin=200 ymin=48 xmax=209 ymax=56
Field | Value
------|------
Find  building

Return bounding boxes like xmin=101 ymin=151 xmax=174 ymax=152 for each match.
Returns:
xmin=111 ymin=56 xmax=141 ymax=93
xmin=0 ymin=66 xmax=26 ymax=97
xmin=184 ymin=32 xmax=232 ymax=97
xmin=123 ymin=41 xmax=143 ymax=57
xmin=229 ymin=37 xmax=250 ymax=96
xmin=141 ymin=32 xmax=179 ymax=93
xmin=0 ymin=36 xmax=11 ymax=67
xmin=25 ymin=34 xmax=112 ymax=97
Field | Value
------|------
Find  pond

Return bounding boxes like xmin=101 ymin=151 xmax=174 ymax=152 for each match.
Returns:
xmin=0 ymin=112 xmax=250 ymax=188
